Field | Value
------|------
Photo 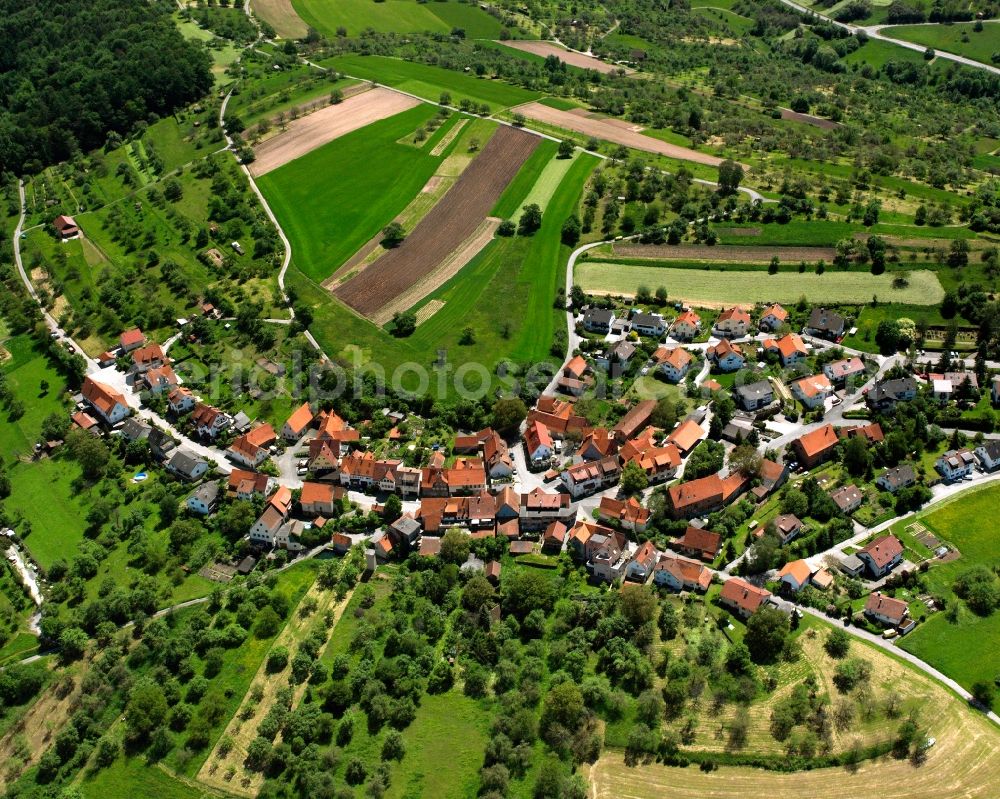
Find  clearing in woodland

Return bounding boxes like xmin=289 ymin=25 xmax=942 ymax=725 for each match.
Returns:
xmin=250 ymin=0 xmax=308 ymax=38
xmin=511 ymin=101 xmax=734 ymax=168
xmin=575 ymin=262 xmax=944 ymax=305
xmin=498 ymin=40 xmax=635 ymax=74
xmin=335 ymin=125 xmax=540 ymax=318
xmin=249 ymin=88 xmax=420 ymax=176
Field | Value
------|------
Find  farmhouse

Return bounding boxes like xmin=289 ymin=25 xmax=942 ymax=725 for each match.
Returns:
xmin=777 ymin=559 xmax=812 ymax=593
xmin=758 ymin=304 xmax=788 ymax=332
xmin=665 ymin=418 xmax=705 ymax=455
xmin=667 ymin=472 xmax=747 ymax=519
xmin=283 ymin=402 xmax=314 ymax=441
xmin=560 ymin=456 xmax=622 ymax=498
xmin=81 ymin=377 xmax=129 ymax=426
xmin=713 ymin=306 xmax=751 ymax=338
xmin=791 ymin=374 xmax=833 ymax=409
xmin=625 ymin=540 xmax=659 ymax=582
xmin=186 ymin=482 xmax=219 ymax=516
xmin=936 ymin=448 xmax=976 ymax=482
xmin=830 ymin=484 xmax=864 ymax=514
xmin=527 ymin=396 xmax=588 ymax=438
xmin=805 ymin=307 xmax=846 ymax=340
xmin=582 ymin=307 xmax=615 ymax=333
xmin=630 ymin=310 xmax=667 ymax=337
xmin=720 ymin=578 xmax=772 ymax=619
xmin=857 ymin=535 xmax=903 ymax=578
xmin=670 ymin=525 xmax=722 ymax=561
xmin=865 ymin=591 xmax=909 ymax=628
xmin=670 ymin=309 xmax=701 ymax=341
xmin=523 ymin=420 xmax=554 ymax=467
xmin=300 ymin=482 xmax=338 ymax=516
xmin=53 ymin=214 xmax=80 ymax=239
xmin=790 ymin=424 xmax=839 ymax=469
xmin=708 ymin=338 xmax=745 ymax=372
xmin=613 ymin=399 xmax=657 ymax=442
xmin=735 ymin=380 xmax=774 ymax=412
xmin=823 ymin=357 xmax=865 ymax=386
xmin=866 ymin=377 xmax=918 ymax=411
xmin=653 ymin=346 xmax=693 ymax=383
xmin=876 ymin=464 xmax=916 ymax=493
xmin=653 ymin=554 xmax=712 ymax=592
xmin=598 ymin=496 xmax=650 ymax=533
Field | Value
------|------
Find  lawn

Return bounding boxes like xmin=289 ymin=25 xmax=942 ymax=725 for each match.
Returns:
xmin=257 ymin=104 xmax=443 ymax=281
xmin=320 ymin=54 xmax=540 ymax=111
xmin=574 ymin=262 xmax=944 ymax=305
xmin=894 ymin=484 xmax=1000 ymax=712
xmin=887 ymin=21 xmax=1000 ymax=65
xmin=293 ymin=0 xmax=502 ymax=37
xmin=0 ymin=335 xmax=69 ymax=461
xmin=842 ymin=303 xmax=958 ymax=354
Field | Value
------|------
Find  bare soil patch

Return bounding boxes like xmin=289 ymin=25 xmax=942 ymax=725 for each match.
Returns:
xmin=512 ymin=101 xmax=734 ymax=168
xmin=613 ymin=244 xmax=837 ymax=262
xmin=335 ymin=126 xmax=538 ymax=317
xmin=430 ymin=118 xmax=468 ymax=156
xmin=499 ymin=40 xmax=634 ymax=74
xmin=781 ymin=108 xmax=841 ymax=130
xmin=415 ymin=299 xmax=446 ymax=325
xmin=249 ymin=88 xmax=419 ymax=176
xmin=715 ymin=227 xmax=761 ymax=237
xmin=251 ymin=0 xmax=308 ymax=39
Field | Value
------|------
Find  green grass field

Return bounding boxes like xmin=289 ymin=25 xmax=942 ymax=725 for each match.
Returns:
xmin=895 ymin=484 xmax=1000 ymax=712
xmin=293 ymin=0 xmax=503 ymax=37
xmin=501 ymin=150 xmax=578 ymax=219
xmin=842 ymin=303 xmax=957 ymax=353
xmin=257 ymin=104 xmax=443 ymax=281
xmin=0 ymin=335 xmax=68 ymax=461
xmin=842 ymin=37 xmax=927 ymax=68
xmin=80 ymin=757 xmax=209 ymax=799
xmin=574 ymin=262 xmax=944 ymax=305
xmin=691 ymin=6 xmax=754 ymax=34
xmin=712 ymin=218 xmax=974 ymax=246
xmin=886 ymin=21 xmax=1000 ymax=65
xmin=320 ymin=54 xmax=540 ymax=111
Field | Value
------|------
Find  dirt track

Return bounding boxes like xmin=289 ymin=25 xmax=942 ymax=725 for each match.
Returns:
xmin=335 ymin=126 xmax=538 ymax=317
xmin=250 ymin=0 xmax=308 ymax=39
xmin=512 ymin=102 xmax=733 ymax=168
xmin=249 ymin=88 xmax=420 ymax=175
xmin=613 ymin=243 xmax=837 ymax=262
xmin=499 ymin=40 xmax=634 ymax=75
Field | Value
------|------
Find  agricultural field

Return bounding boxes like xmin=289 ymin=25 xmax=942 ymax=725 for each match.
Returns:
xmin=894 ymin=485 xmax=1000 ymax=713
xmin=886 ymin=22 xmax=1000 ymax=65
xmin=335 ymin=125 xmax=541 ymax=319
xmin=710 ymin=219 xmax=975 ymax=247
xmin=319 ymin=54 xmax=541 ymax=111
xmin=249 ymin=88 xmax=422 ymax=175
xmin=574 ymin=262 xmax=945 ymax=305
xmin=257 ymin=104 xmax=446 ymax=282
xmin=251 ymin=0 xmax=309 ymax=39
xmin=292 ymin=0 xmax=505 ymax=38
xmin=511 ymin=101 xmax=730 ymax=167
xmin=499 ymin=40 xmax=634 ymax=74
xmin=610 ymin=243 xmax=838 ymax=262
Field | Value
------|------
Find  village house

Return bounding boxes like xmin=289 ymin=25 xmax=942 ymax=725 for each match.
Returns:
xmin=119 ymin=328 xmax=145 ymax=353
xmin=790 ymin=424 xmax=839 ymax=469
xmin=735 ymin=380 xmax=774 ymax=412
xmin=720 ymin=578 xmax=772 ymax=619
xmin=811 ymin=567 xmax=834 ymax=591
xmin=120 ymin=417 xmax=151 ymax=443
xmin=560 ymin=456 xmax=622 ymax=499
xmin=596 ymin=340 xmax=637 ymax=378
xmin=308 ymin=440 xmax=340 ymax=477
xmin=670 ymin=525 xmax=722 ymax=561
xmin=227 ymin=468 xmax=270 ymax=500
xmin=667 ymin=472 xmax=747 ymax=519
xmin=665 ymin=418 xmax=705 ymax=456
xmin=670 ymin=309 xmax=701 ymax=341
xmin=142 ymin=364 xmax=178 ymax=394
xmin=777 ymin=559 xmax=812 ymax=593
xmin=708 ymin=339 xmax=745 ymax=372
xmin=974 ymin=439 xmax=1000 ymax=472
xmin=148 ymin=427 xmax=177 ymax=461
xmin=582 ymin=307 xmax=616 ymax=333
xmin=630 ymin=310 xmax=667 ymax=337
xmin=625 ymin=540 xmax=659 ymax=582
xmin=866 ymin=377 xmax=918 ymax=411
xmin=282 ymin=402 xmax=314 ymax=441
xmin=653 ymin=346 xmax=693 ymax=383
xmin=166 ymin=449 xmax=209 ymax=481
xmin=542 ymin=521 xmax=568 ymax=553
xmin=299 ymin=481 xmax=338 ymax=516
xmin=186 ymin=482 xmax=219 ymax=516
xmin=191 ymin=403 xmax=230 ymax=439
xmin=823 ymin=357 xmax=866 ymax=387
xmin=722 ymin=415 xmax=754 ymax=444
xmin=839 ymin=422 xmax=884 ymax=444
xmin=805 ymin=307 xmax=846 ymax=340
xmin=390 ymin=515 xmax=422 ymax=550
xmin=130 ymin=343 xmax=165 ymax=374
xmin=857 ymin=535 xmax=904 ymax=579
xmin=926 ymin=371 xmax=978 ymax=403
xmin=168 ymin=386 xmax=195 ymax=414
xmin=877 ymin=464 xmax=917 ymax=493
xmin=653 ymin=554 xmax=712 ymax=592
xmin=577 ymin=427 xmax=618 ymax=461
xmin=53 ymin=214 xmax=80 ymax=239
xmin=936 ymin=448 xmax=976 ymax=482
xmin=567 ymin=520 xmax=611 ymax=559
xmin=771 ymin=513 xmax=804 ymax=545
xmin=81 ymin=377 xmax=130 ymax=425
xmin=618 ymin=436 xmax=681 ymax=484
xmin=586 ymin=529 xmax=630 ymax=582
xmin=830 ymin=484 xmax=864 ymax=514
xmin=791 ymin=373 xmax=833 ymax=409
xmin=527 ymin=396 xmax=588 ymax=439
xmin=713 ymin=307 xmax=751 ymax=338
xmin=563 ymin=355 xmax=589 ymax=381
xmin=598 ymin=496 xmax=650 ymax=533
xmin=249 ymin=504 xmax=287 ymax=548
xmin=523 ymin=420 xmax=554 ymax=468
xmin=993 ymin=375 xmax=1000 ymax=407
xmin=613 ymin=399 xmax=657 ymax=443
xmin=556 ymin=376 xmax=588 ymax=397
xmin=520 ymin=488 xmax=574 ymax=531
xmin=753 ymin=459 xmax=788 ymax=502
xmin=228 ymin=424 xmax=277 ymax=468
xmin=758 ymin=304 xmax=788 ymax=332
xmin=764 ymin=333 xmax=808 ymax=367
xmin=865 ymin=591 xmax=910 ymax=628
xmin=478 ymin=429 xmax=514 ymax=481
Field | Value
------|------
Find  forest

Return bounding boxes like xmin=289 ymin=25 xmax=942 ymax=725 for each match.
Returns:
xmin=0 ymin=0 xmax=213 ymax=175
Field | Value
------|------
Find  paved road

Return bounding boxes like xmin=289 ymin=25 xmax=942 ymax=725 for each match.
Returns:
xmin=776 ymin=0 xmax=1000 ymax=75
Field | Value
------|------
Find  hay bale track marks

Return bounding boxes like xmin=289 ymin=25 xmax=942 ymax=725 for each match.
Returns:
xmin=335 ymin=126 xmax=539 ymax=316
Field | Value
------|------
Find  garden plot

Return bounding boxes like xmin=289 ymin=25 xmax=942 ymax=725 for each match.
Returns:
xmin=249 ymin=88 xmax=420 ymax=176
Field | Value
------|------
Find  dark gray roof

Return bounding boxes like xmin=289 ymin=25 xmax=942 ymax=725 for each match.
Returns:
xmin=120 ymin=417 xmax=151 ymax=442
xmin=584 ymin=307 xmax=615 ymax=325
xmin=868 ymin=377 xmax=917 ymax=404
xmin=736 ymin=380 xmax=773 ymax=401
xmin=190 ymin=481 xmax=219 ymax=504
xmin=807 ymin=307 xmax=845 ymax=334
xmin=978 ymin=439 xmax=1000 ymax=459
xmin=168 ymin=448 xmax=206 ymax=477
xmin=879 ymin=464 xmax=915 ymax=489
xmin=631 ymin=311 xmax=663 ymax=328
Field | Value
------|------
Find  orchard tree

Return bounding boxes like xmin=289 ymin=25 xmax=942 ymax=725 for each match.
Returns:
xmin=717 ymin=159 xmax=744 ymax=195
xmin=744 ymin=607 xmax=790 ymax=664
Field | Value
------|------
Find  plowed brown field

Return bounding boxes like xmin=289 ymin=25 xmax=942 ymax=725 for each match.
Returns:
xmin=335 ymin=125 xmax=539 ymax=317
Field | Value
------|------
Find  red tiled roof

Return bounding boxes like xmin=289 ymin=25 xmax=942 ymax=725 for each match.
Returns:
xmin=673 ymin=525 xmax=721 ymax=558
xmin=777 ymin=559 xmax=811 ymax=585
xmin=860 ymin=535 xmax=903 ymax=570
xmin=81 ymin=377 xmax=126 ymax=417
xmin=666 ymin=419 xmax=704 ymax=453
xmin=793 ymin=424 xmax=839 ymax=459
xmin=300 ymin=481 xmax=335 ymax=505
xmin=720 ymin=578 xmax=771 ymax=614
xmin=119 ymin=328 xmax=144 ymax=348
xmin=284 ymin=402 xmax=314 ymax=436
xmin=793 ymin=373 xmax=832 ymax=399
xmin=865 ymin=591 xmax=908 ymax=623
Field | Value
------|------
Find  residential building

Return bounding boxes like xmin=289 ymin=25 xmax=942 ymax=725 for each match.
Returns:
xmin=713 ymin=306 xmax=751 ymax=338
xmin=560 ymin=456 xmax=622 ymax=498
xmin=582 ymin=307 xmax=615 ymax=333
xmin=665 ymin=418 xmax=705 ymax=455
xmin=282 ymin=402 xmax=314 ymax=441
xmin=877 ymin=464 xmax=916 ymax=493
xmin=777 ymin=559 xmax=812 ymax=593
xmin=53 ymin=214 xmax=79 ymax=239
xmin=667 ymin=472 xmax=747 ymax=519
xmin=975 ymin=439 xmax=1000 ymax=472
xmin=857 ymin=535 xmax=903 ymax=578
xmin=722 ymin=415 xmax=754 ymax=444
xmin=147 ymin=428 xmax=177 ymax=461
xmin=130 ymin=343 xmax=165 ymax=374
xmin=81 ymin=377 xmax=129 ymax=425
xmin=753 ymin=459 xmax=788 ymax=502
xmin=720 ymin=578 xmax=772 ymax=618
xmin=670 ymin=309 xmax=701 ymax=341
xmin=791 ymin=374 xmax=833 ymax=409
xmin=625 ymin=540 xmax=658 ymax=582
xmin=519 ymin=488 xmax=573 ymax=531
xmin=300 ymin=481 xmax=338 ymax=516
xmin=586 ymin=530 xmax=629 ymax=582
xmin=527 ymin=396 xmax=588 ymax=438
xmin=993 ymin=375 xmax=1000 ymax=407
xmin=839 ymin=422 xmax=884 ymax=444
xmin=735 ymin=380 xmax=774 ymax=412
xmin=830 ymin=484 xmax=864 ymax=514
xmin=166 ymin=449 xmax=209 ymax=481
xmin=631 ymin=311 xmax=667 ymax=337
xmin=613 ymin=399 xmax=657 ymax=443
xmin=823 ymin=357 xmax=865 ymax=386
xmin=653 ymin=346 xmax=693 ymax=383
xmin=191 ymin=403 xmax=230 ymax=439
xmin=119 ymin=327 xmax=145 ymax=352
xmin=708 ymin=338 xmax=745 ymax=372
xmin=564 ymin=355 xmax=589 ymax=381
xmin=805 ymin=307 xmax=846 ymax=340
xmin=577 ymin=428 xmax=618 ymax=461
xmin=228 ymin=424 xmax=277 ymax=468
xmin=811 ymin=568 xmax=834 ymax=591
xmin=936 ymin=448 xmax=976 ymax=482
xmin=653 ymin=554 xmax=712 ymax=592
xmin=186 ymin=482 xmax=219 ymax=515
xmin=790 ymin=424 xmax=839 ymax=469
xmin=596 ymin=340 xmax=637 ymax=376
xmin=618 ymin=437 xmax=680 ymax=484
xmin=143 ymin=364 xmax=178 ymax=394
xmin=758 ymin=304 xmax=788 ymax=332
xmin=772 ymin=513 xmax=804 ymax=545
xmin=479 ymin=429 xmax=515 ymax=480
xmin=670 ymin=525 xmax=722 ymax=561
xmin=249 ymin=505 xmax=287 ymax=548
xmin=567 ymin=520 xmax=613 ymax=559
xmin=523 ymin=421 xmax=553 ymax=467
xmin=120 ymin=417 xmax=151 ymax=443
xmin=228 ymin=468 xmax=270 ymax=499
xmin=168 ymin=387 xmax=195 ymax=414
xmin=542 ymin=521 xmax=568 ymax=553
xmin=764 ymin=333 xmax=808 ymax=366
xmin=865 ymin=591 xmax=909 ymax=627
xmin=866 ymin=377 xmax=917 ymax=411
xmin=598 ymin=496 xmax=650 ymax=533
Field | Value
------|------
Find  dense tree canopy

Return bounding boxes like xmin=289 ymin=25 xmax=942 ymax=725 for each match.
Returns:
xmin=0 ymin=0 xmax=212 ymax=174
